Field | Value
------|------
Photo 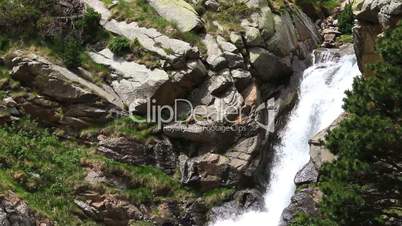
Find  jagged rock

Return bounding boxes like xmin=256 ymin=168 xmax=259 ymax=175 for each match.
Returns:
xmin=354 ymin=0 xmax=402 ymax=28
xmin=213 ymin=86 xmax=244 ymax=121
xmin=208 ymin=70 xmax=233 ymax=95
xmin=258 ymin=7 xmax=276 ymax=40
xmin=229 ymin=32 xmax=244 ymax=47
xmin=151 ymin=137 xmax=177 ymax=175
xmin=309 ymin=114 xmax=345 ymax=168
xmin=180 ymin=153 xmax=237 ymax=190
xmin=203 ymin=34 xmax=244 ymax=70
xmin=244 ymin=26 xmax=264 ymax=46
xmin=75 ymin=193 xmax=144 ymax=225
xmin=163 ymin=121 xmax=237 ymax=144
xmin=266 ymin=12 xmax=298 ymax=57
xmin=84 ymin=0 xmax=198 ymax=66
xmin=225 ymin=136 xmax=259 ymax=172
xmin=280 ymin=188 xmax=321 ymax=226
xmin=204 ymin=0 xmax=220 ymax=11
xmin=89 ymin=49 xmax=206 ymax=113
xmin=249 ymin=47 xmax=292 ymax=81
xmin=230 ymin=69 xmax=252 ymax=92
xmin=8 ymin=51 xmax=123 ymax=108
xmin=209 ymin=189 xmax=263 ymax=222
xmin=179 ymin=199 xmax=208 ymax=226
xmin=97 ymin=135 xmax=151 ymax=165
xmin=5 ymin=51 xmax=122 ymax=129
xmin=0 ymin=192 xmax=50 ymax=226
xmin=352 ymin=0 xmax=402 ymax=74
xmin=148 ymin=0 xmax=203 ymax=32
xmin=266 ymin=7 xmax=320 ymax=58
xmin=294 ymin=160 xmax=318 ymax=185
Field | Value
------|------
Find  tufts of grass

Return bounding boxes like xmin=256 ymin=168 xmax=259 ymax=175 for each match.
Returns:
xmin=105 ymin=0 xmax=171 ymax=32
xmin=80 ymin=52 xmax=111 ymax=84
xmin=203 ymin=187 xmax=235 ymax=208
xmin=0 ymin=118 xmax=94 ymax=224
xmin=80 ymin=116 xmax=155 ymax=141
xmin=0 ymin=118 xmax=198 ymax=224
xmin=203 ymin=1 xmax=257 ymax=35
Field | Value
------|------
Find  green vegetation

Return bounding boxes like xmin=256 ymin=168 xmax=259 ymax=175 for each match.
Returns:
xmin=337 ymin=34 xmax=353 ymax=43
xmin=337 ymin=2 xmax=354 ymax=34
xmin=0 ymin=118 xmax=93 ymax=224
xmin=108 ymin=36 xmax=132 ymax=56
xmin=291 ymin=23 xmax=402 ymax=226
xmin=203 ymin=1 xmax=257 ymax=34
xmin=107 ymin=36 xmax=163 ymax=68
xmin=0 ymin=118 xmax=195 ymax=224
xmin=81 ymin=116 xmax=155 ymax=141
xmin=0 ymin=0 xmax=108 ymax=70
xmin=103 ymin=0 xmax=171 ymax=31
xmin=203 ymin=187 xmax=235 ymax=208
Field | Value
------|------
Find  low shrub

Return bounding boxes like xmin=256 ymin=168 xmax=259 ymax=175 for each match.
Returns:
xmin=338 ymin=2 xmax=354 ymax=34
xmin=108 ymin=36 xmax=132 ymax=56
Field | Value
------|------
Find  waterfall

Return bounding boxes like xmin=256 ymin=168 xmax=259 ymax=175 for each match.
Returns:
xmin=213 ymin=51 xmax=361 ymax=226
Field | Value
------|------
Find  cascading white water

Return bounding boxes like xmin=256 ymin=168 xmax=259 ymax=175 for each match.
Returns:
xmin=213 ymin=51 xmax=361 ymax=226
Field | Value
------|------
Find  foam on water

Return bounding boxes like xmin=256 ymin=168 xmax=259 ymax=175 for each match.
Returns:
xmin=213 ymin=52 xmax=361 ymax=226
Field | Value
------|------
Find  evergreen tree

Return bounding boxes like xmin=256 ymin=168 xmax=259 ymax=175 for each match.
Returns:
xmin=291 ymin=23 xmax=402 ymax=226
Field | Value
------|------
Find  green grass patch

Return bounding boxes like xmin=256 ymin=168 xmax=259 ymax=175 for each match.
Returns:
xmin=81 ymin=116 xmax=155 ymax=141
xmin=203 ymin=1 xmax=257 ymax=35
xmin=337 ymin=34 xmax=353 ymax=43
xmin=104 ymin=0 xmax=172 ymax=32
xmin=203 ymin=187 xmax=235 ymax=208
xmin=0 ymin=118 xmax=198 ymax=224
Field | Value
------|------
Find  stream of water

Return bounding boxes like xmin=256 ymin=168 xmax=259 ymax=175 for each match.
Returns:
xmin=213 ymin=50 xmax=361 ymax=226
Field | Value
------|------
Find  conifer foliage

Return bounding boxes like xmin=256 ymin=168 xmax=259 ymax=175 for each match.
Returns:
xmin=292 ymin=23 xmax=402 ymax=226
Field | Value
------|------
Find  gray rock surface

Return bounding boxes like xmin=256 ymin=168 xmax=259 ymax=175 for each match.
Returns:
xmin=5 ymin=51 xmax=122 ymax=129
xmin=84 ymin=0 xmax=198 ymax=65
xmin=89 ymin=49 xmax=206 ymax=113
xmin=148 ymin=0 xmax=202 ymax=32
xmin=209 ymin=189 xmax=264 ymax=223
xmin=294 ymin=160 xmax=319 ymax=185
xmin=0 ymin=192 xmax=50 ymax=226
xmin=249 ymin=47 xmax=292 ymax=81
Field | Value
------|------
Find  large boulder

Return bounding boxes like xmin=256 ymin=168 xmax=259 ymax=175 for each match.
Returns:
xmin=249 ymin=47 xmax=292 ymax=82
xmin=148 ymin=0 xmax=203 ymax=32
xmin=353 ymin=0 xmax=402 ymax=74
xmin=89 ymin=49 xmax=207 ymax=113
xmin=83 ymin=0 xmax=199 ymax=66
xmin=5 ymin=51 xmax=123 ymax=129
xmin=97 ymin=135 xmax=151 ymax=165
xmin=203 ymin=34 xmax=244 ymax=71
xmin=179 ymin=153 xmax=235 ymax=190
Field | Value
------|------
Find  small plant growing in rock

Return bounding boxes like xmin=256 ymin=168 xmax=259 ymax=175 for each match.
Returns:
xmin=108 ymin=36 xmax=132 ymax=56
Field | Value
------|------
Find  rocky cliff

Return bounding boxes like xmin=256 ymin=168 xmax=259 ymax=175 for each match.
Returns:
xmin=353 ymin=0 xmax=402 ymax=74
xmin=0 ymin=0 xmax=323 ymax=225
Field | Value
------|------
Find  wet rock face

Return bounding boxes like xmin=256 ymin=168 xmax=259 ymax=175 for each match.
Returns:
xmin=209 ymin=189 xmax=264 ymax=222
xmin=294 ymin=160 xmax=318 ymax=185
xmin=280 ymin=187 xmax=321 ymax=226
xmin=281 ymin=114 xmax=344 ymax=224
